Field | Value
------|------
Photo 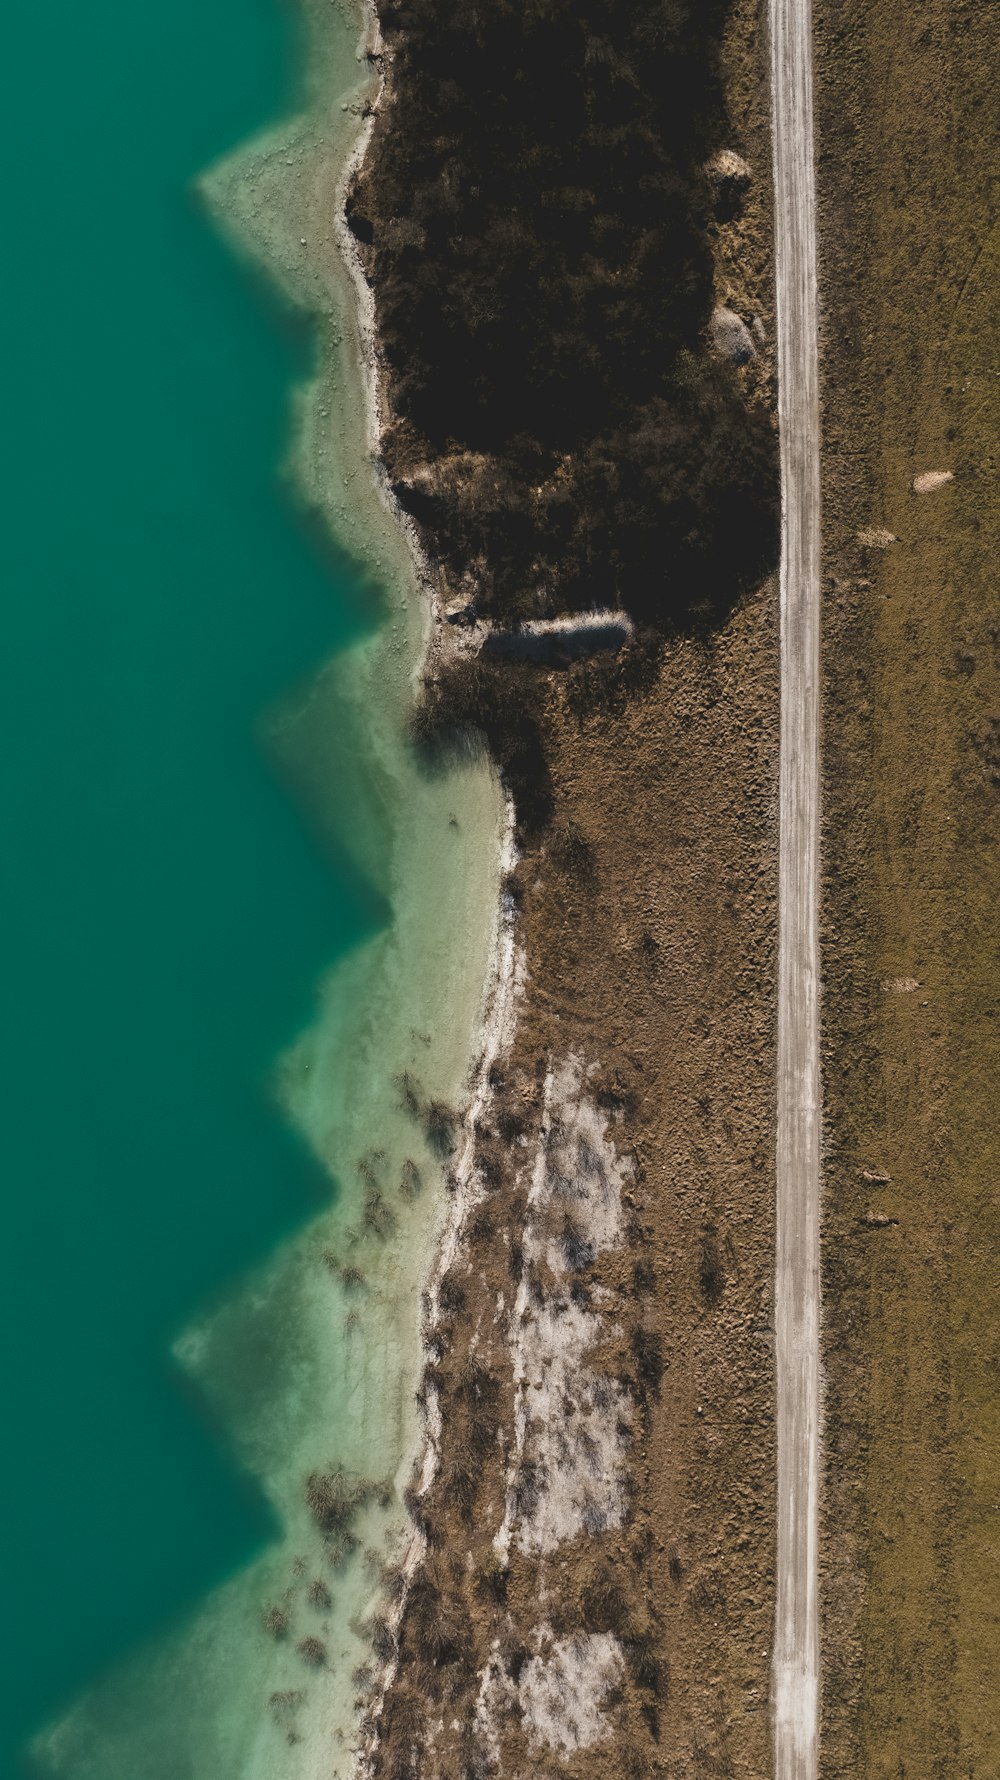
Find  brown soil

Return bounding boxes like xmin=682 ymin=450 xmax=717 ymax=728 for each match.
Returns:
xmin=370 ymin=595 xmax=779 ymax=1780
xmin=815 ymin=0 xmax=1000 ymax=1771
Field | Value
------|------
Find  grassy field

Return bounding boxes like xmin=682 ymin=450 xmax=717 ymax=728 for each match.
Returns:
xmin=816 ymin=0 xmax=1000 ymax=1771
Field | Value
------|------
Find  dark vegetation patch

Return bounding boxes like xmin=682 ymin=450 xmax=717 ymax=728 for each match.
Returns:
xmin=550 ymin=819 xmax=597 ymax=887
xmin=304 ymin=1466 xmax=386 ymax=1566
xmin=631 ymin=1325 xmax=666 ymax=1403
xmin=297 ymin=1635 xmax=327 ymax=1668
xmin=308 ymin=1577 xmax=332 ymax=1612
xmin=354 ymin=0 xmax=777 ymax=643
xmin=699 ymin=1224 xmax=726 ymax=1304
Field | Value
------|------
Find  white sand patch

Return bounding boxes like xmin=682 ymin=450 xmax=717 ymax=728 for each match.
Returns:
xmin=542 ymin=1055 xmax=630 ymax=1257
xmin=518 ymin=1633 xmax=624 ymax=1756
xmin=495 ymin=1056 xmax=633 ymax=1561
xmin=912 ymin=469 xmax=953 ymax=493
xmin=516 ymin=1296 xmax=632 ymax=1553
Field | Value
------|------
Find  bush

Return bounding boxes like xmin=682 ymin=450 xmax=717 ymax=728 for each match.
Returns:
xmin=441 ymin=1459 xmax=478 ymax=1523
xmin=561 ymin=1215 xmax=596 ymax=1272
xmin=632 ymin=1326 xmax=665 ymax=1402
xmin=699 ymin=1226 xmax=725 ymax=1304
xmin=438 ymin=1273 xmax=466 ymax=1315
xmin=477 ymin=1550 xmax=508 ymax=1605
xmin=426 ymin=1100 xmax=458 ymax=1158
xmin=305 ymin=1466 xmax=377 ymax=1538
xmin=582 ymin=1569 xmax=640 ymax=1639
xmin=368 ymin=1614 xmax=397 ymax=1663
xmin=550 ymin=820 xmax=596 ymax=886
xmin=627 ymin=1635 xmax=668 ymax=1699
xmin=297 ymin=1636 xmax=327 ymax=1668
xmin=400 ymin=1157 xmax=423 ymax=1198
xmin=364 ymin=1187 xmax=397 ymax=1239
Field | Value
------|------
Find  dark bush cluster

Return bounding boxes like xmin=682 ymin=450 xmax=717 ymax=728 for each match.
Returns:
xmin=354 ymin=0 xmax=778 ymax=632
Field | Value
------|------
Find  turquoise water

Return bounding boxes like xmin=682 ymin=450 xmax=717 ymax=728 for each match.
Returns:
xmin=0 ymin=3 xmax=387 ymax=1773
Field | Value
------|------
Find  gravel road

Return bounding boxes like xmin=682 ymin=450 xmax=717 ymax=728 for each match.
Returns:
xmin=768 ymin=0 xmax=822 ymax=1770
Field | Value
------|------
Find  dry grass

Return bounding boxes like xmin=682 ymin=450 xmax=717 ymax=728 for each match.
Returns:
xmin=816 ymin=0 xmax=1000 ymax=1769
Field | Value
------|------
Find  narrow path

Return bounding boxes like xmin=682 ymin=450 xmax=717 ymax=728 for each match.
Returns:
xmin=768 ymin=0 xmax=822 ymax=1772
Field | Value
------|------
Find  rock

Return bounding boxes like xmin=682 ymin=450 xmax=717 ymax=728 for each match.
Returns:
xmin=912 ymin=469 xmax=954 ymax=493
xmin=705 ymin=148 xmax=752 ymax=188
xmin=709 ymin=306 xmax=755 ymax=366
xmin=857 ymin=526 xmax=897 ymax=548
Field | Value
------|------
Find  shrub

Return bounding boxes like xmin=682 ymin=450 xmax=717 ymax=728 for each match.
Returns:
xmin=512 ymin=1461 xmax=540 ymax=1521
xmin=561 ymin=1215 xmax=595 ymax=1271
xmin=413 ymin=661 xmax=554 ymax=839
xmin=477 ymin=1550 xmax=509 ymax=1604
xmin=582 ymin=1570 xmax=639 ymax=1639
xmin=397 ymin=1071 xmax=422 ymax=1117
xmin=368 ymin=1614 xmax=397 ymax=1663
xmin=495 ymin=1104 xmax=527 ymax=1143
xmin=627 ymin=1636 xmax=668 ymax=1699
xmin=442 ymin=1459 xmax=478 ymax=1523
xmin=425 ymin=1100 xmax=457 ymax=1158
xmin=305 ymin=1466 xmax=376 ymax=1537
xmin=405 ymin=1573 xmax=470 ymax=1668
xmin=297 ymin=1636 xmax=327 ymax=1668
xmin=550 ymin=820 xmax=596 ymax=885
xmin=364 ymin=1187 xmax=397 ymax=1239
xmin=438 ymin=1273 xmax=466 ymax=1315
xmin=632 ymin=1326 xmax=665 ymax=1401
xmin=699 ymin=1226 xmax=725 ymax=1304
xmin=400 ymin=1157 xmax=423 ymax=1198
xmin=633 ymin=1257 xmax=655 ymax=1294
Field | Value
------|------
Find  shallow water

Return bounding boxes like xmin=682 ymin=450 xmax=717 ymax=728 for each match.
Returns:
xmin=1 ymin=2 xmax=500 ymax=1776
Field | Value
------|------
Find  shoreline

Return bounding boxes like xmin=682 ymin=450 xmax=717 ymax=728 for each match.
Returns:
xmin=328 ymin=16 xmax=533 ymax=1758
xmin=354 ymin=796 xmax=522 ymax=1770
xmin=330 ymin=0 xmax=472 ymax=688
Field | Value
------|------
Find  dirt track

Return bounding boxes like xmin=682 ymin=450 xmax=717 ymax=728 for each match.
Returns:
xmin=768 ymin=0 xmax=821 ymax=1771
